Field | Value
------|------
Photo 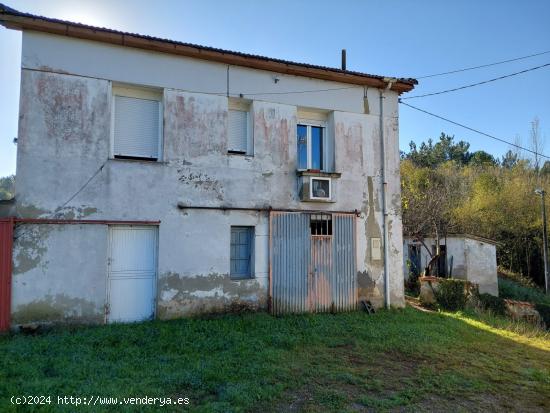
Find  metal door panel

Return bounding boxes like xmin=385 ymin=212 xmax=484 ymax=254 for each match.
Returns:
xmin=271 ymin=213 xmax=310 ymax=315
xmin=107 ymin=226 xmax=157 ymax=323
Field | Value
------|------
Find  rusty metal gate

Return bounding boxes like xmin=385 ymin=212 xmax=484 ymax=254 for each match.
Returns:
xmin=270 ymin=212 xmax=356 ymax=315
xmin=0 ymin=218 xmax=14 ymax=332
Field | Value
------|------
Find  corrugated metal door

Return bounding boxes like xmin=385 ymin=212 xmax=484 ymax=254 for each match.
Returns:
xmin=0 ymin=218 xmax=14 ymax=332
xmin=270 ymin=212 xmax=356 ymax=315
xmin=107 ymin=226 xmax=158 ymax=323
xmin=332 ymin=214 xmax=357 ymax=312
xmin=271 ymin=212 xmax=310 ymax=315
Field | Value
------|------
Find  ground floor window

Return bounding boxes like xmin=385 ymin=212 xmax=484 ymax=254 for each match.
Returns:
xmin=230 ymin=226 xmax=254 ymax=279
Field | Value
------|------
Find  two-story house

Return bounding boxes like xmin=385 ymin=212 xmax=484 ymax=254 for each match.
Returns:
xmin=0 ymin=4 xmax=416 ymax=329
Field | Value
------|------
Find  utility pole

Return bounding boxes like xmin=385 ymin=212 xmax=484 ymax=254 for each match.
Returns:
xmin=535 ymin=189 xmax=549 ymax=294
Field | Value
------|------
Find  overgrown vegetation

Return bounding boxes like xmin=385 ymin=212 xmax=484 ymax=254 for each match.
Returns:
xmin=499 ymin=277 xmax=550 ymax=306
xmin=477 ymin=293 xmax=507 ymax=316
xmin=0 ymin=308 xmax=548 ymax=412
xmin=402 ymin=120 xmax=550 ymax=286
xmin=432 ymin=278 xmax=472 ymax=311
xmin=498 ymin=277 xmax=550 ymax=327
xmin=0 ymin=175 xmax=14 ymax=201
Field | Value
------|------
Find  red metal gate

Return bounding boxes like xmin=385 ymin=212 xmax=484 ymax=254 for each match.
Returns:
xmin=0 ymin=218 xmax=14 ymax=332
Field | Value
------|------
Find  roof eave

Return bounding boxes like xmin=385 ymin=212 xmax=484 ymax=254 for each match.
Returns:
xmin=0 ymin=8 xmax=416 ymax=93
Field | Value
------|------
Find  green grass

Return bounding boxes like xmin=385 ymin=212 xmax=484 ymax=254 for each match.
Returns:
xmin=499 ymin=277 xmax=550 ymax=305
xmin=1 ymin=307 xmax=549 ymax=412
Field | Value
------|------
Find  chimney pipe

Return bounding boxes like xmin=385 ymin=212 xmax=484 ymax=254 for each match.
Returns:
xmin=341 ymin=49 xmax=346 ymax=70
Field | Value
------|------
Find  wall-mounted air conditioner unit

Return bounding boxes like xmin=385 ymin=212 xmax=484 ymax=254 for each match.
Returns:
xmin=299 ymin=175 xmax=335 ymax=202
xmin=309 ymin=177 xmax=331 ymax=200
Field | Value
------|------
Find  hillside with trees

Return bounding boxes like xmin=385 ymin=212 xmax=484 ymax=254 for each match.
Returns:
xmin=401 ymin=127 xmax=548 ymax=287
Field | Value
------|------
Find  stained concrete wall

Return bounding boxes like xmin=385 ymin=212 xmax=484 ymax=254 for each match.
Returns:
xmin=12 ymin=224 xmax=107 ymax=324
xmin=11 ymin=30 xmax=406 ymax=324
xmin=403 ymin=236 xmax=498 ymax=296
xmin=464 ymin=238 xmax=498 ymax=295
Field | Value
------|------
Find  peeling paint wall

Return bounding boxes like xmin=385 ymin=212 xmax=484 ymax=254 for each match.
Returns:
xmin=11 ymin=224 xmax=107 ymax=324
xmin=11 ymin=31 xmax=406 ymax=325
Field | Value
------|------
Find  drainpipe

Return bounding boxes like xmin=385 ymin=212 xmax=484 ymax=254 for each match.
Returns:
xmin=379 ymin=78 xmax=394 ymax=309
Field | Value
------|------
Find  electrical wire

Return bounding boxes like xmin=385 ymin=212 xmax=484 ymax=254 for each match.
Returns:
xmin=416 ymin=50 xmax=550 ymax=79
xmin=14 ymin=160 xmax=108 ymax=240
xmin=402 ymin=62 xmax=550 ymax=100
xmin=398 ymin=100 xmax=550 ymax=160
xmin=241 ymin=85 xmax=360 ymax=96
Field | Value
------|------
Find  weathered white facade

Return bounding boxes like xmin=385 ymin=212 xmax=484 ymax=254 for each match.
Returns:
xmin=403 ymin=235 xmax=498 ymax=296
xmin=1 ymin=6 xmax=416 ymax=326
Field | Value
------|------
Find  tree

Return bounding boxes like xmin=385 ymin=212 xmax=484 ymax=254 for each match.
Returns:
xmin=404 ymin=133 xmax=472 ymax=168
xmin=401 ymin=160 xmax=465 ymax=275
xmin=401 ymin=128 xmax=550 ymax=286
xmin=0 ymin=175 xmax=15 ymax=200
xmin=501 ymin=150 xmax=519 ymax=169
xmin=470 ymin=150 xmax=498 ymax=167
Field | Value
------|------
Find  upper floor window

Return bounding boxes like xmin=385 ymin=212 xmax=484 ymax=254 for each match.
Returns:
xmin=112 ymin=85 xmax=163 ymax=161
xmin=228 ymin=98 xmax=253 ymax=155
xmin=297 ymin=123 xmax=325 ymax=170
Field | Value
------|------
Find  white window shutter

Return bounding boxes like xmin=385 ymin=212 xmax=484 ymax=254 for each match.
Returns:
xmin=228 ymin=109 xmax=248 ymax=153
xmin=114 ymin=96 xmax=160 ymax=159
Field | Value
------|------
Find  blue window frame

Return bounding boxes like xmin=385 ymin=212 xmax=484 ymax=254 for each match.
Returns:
xmin=230 ymin=226 xmax=254 ymax=279
xmin=297 ymin=125 xmax=308 ymax=169
xmin=297 ymin=123 xmax=324 ymax=171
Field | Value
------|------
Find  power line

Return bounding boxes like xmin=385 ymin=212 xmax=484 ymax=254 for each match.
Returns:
xmin=416 ymin=50 xmax=550 ymax=79
xmin=398 ymin=100 xmax=550 ymax=160
xmin=402 ymin=62 xmax=550 ymax=100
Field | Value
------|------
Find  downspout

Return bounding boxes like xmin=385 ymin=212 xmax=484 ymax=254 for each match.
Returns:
xmin=379 ymin=78 xmax=394 ymax=309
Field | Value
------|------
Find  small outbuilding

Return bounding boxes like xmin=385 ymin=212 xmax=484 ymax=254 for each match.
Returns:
xmin=403 ymin=234 xmax=498 ymax=296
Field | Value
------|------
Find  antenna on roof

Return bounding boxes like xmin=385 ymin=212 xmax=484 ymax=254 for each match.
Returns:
xmin=341 ymin=49 xmax=347 ymax=70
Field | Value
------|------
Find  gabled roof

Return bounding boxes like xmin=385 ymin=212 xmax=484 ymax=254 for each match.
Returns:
xmin=0 ymin=3 xmax=417 ymax=94
xmin=405 ymin=234 xmax=499 ymax=246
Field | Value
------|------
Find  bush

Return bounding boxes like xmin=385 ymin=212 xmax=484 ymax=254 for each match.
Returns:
xmin=498 ymin=277 xmax=550 ymax=306
xmin=477 ymin=293 xmax=506 ymax=316
xmin=534 ymin=303 xmax=550 ymax=329
xmin=433 ymin=279 xmax=471 ymax=311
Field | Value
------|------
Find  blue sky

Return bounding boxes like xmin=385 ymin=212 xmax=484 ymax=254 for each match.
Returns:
xmin=1 ymin=0 xmax=549 ymax=176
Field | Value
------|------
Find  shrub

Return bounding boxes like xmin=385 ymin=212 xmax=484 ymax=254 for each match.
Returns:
xmin=477 ymin=293 xmax=506 ymax=316
xmin=433 ymin=279 xmax=471 ymax=311
xmin=498 ymin=277 xmax=550 ymax=306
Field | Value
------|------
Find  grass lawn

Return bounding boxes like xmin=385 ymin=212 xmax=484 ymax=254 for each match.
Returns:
xmin=0 ymin=306 xmax=549 ymax=412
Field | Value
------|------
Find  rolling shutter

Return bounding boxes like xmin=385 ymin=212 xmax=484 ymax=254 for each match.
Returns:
xmin=114 ymin=95 xmax=160 ymax=159
xmin=228 ymin=109 xmax=248 ymax=153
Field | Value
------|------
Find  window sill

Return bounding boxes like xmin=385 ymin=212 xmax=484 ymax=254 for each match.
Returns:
xmin=109 ymin=157 xmax=167 ymax=165
xmin=229 ymin=275 xmax=255 ymax=281
xmin=297 ymin=170 xmax=341 ymax=178
xmin=301 ymin=198 xmax=336 ymax=204
xmin=228 ymin=151 xmax=253 ymax=157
